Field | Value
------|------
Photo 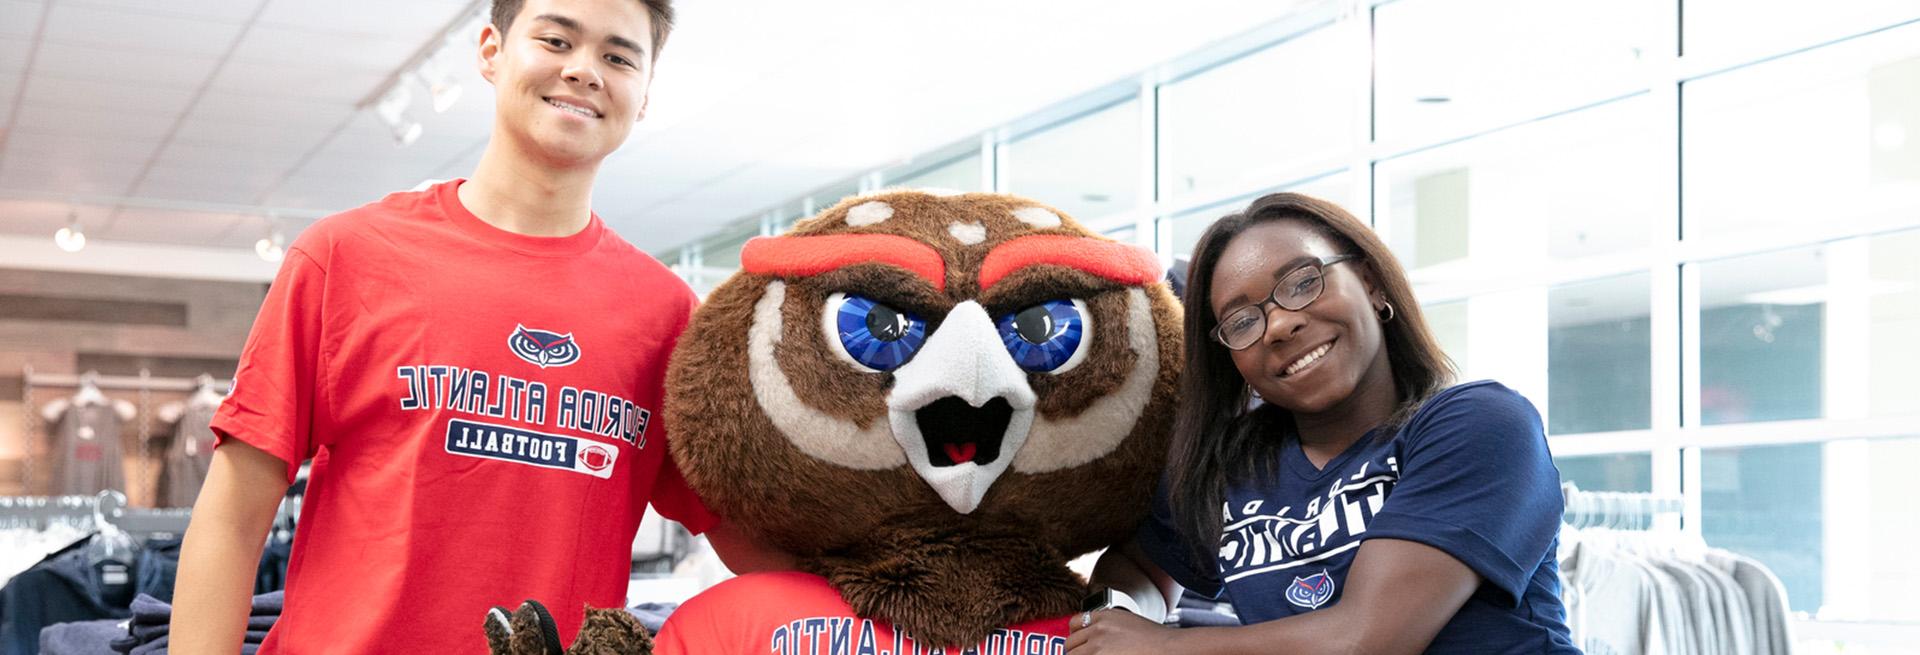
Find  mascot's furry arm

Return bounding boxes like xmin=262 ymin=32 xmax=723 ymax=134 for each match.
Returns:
xmin=482 ymin=600 xmax=654 ymax=655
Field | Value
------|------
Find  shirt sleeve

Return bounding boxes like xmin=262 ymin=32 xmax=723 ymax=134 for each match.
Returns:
xmin=1358 ymin=382 xmax=1563 ymax=607
xmin=649 ymin=446 xmax=718 ymax=535
xmin=644 ymin=287 xmax=719 ymax=535
xmin=209 ymin=247 xmax=329 ymax=484
xmin=1132 ymin=478 xmax=1225 ymax=599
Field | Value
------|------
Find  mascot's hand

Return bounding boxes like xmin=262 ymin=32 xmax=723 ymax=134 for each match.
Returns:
xmin=1063 ymin=609 xmax=1185 ymax=655
xmin=483 ymin=600 xmax=654 ymax=655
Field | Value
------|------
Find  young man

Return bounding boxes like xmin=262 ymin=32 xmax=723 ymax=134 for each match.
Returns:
xmin=173 ymin=0 xmax=777 ymax=651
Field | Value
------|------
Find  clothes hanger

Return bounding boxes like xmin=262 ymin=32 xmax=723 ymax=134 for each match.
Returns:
xmin=72 ymin=371 xmax=109 ymax=407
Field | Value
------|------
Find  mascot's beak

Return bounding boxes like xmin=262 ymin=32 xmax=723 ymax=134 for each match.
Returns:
xmin=886 ymin=301 xmax=1037 ymax=514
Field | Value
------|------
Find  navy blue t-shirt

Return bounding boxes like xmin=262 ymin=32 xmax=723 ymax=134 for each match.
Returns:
xmin=1137 ymin=381 xmax=1579 ymax=654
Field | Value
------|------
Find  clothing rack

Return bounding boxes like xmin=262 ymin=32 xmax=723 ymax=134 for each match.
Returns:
xmin=19 ymin=365 xmax=231 ymax=502
xmin=23 ymin=367 xmax=233 ymax=394
xmin=0 ymin=490 xmax=192 ymax=537
xmin=1560 ymin=482 xmax=1683 ymax=530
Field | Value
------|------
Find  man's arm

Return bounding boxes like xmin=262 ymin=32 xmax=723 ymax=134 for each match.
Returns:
xmin=172 ymin=440 xmax=292 ymax=653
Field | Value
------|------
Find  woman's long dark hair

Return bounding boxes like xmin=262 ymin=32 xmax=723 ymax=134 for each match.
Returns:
xmin=1166 ymin=192 xmax=1456 ymax=567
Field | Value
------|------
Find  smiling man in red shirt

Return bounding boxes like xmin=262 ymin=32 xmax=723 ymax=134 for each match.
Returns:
xmin=170 ymin=1 xmax=780 ymax=652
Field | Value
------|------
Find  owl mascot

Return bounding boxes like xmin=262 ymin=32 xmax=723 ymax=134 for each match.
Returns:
xmin=486 ymin=190 xmax=1181 ymax=654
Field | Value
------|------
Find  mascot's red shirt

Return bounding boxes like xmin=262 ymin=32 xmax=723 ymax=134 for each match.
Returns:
xmin=656 ymin=572 xmax=1072 ymax=655
xmin=212 ymin=179 xmax=714 ymax=653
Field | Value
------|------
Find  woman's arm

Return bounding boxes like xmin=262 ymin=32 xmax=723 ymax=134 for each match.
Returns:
xmin=1066 ymin=538 xmax=1479 ymax=655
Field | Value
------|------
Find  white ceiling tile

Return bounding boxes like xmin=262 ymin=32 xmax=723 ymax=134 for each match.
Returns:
xmin=0 ymin=1 xmax=45 ymax=40
xmin=59 ymin=0 xmax=262 ymax=23
xmin=21 ymin=75 xmax=197 ymax=115
xmin=187 ymin=91 xmax=353 ymax=129
xmin=42 ymin=3 xmax=246 ymax=58
xmin=132 ymin=171 xmax=276 ymax=205
xmin=208 ymin=60 xmax=387 ymax=103
xmin=172 ymin=115 xmax=334 ymax=152
xmin=0 ymin=157 xmax=144 ymax=194
xmin=255 ymin=0 xmax=473 ymax=41
xmin=11 ymin=102 xmax=177 ymax=140
xmin=154 ymin=141 xmax=305 ymax=171
xmin=229 ymin=25 xmax=418 ymax=72
xmin=263 ymin=170 xmax=410 ymax=211
xmin=2 ymin=131 xmax=159 ymax=165
xmin=31 ymin=42 xmax=219 ymax=88
xmin=0 ymin=72 xmax=19 ymax=124
xmin=0 ymin=37 xmax=34 ymax=74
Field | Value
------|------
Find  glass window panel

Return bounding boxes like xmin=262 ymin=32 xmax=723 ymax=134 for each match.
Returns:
xmin=1424 ymin=299 xmax=1470 ymax=372
xmin=1374 ymin=0 xmax=1662 ymax=146
xmin=809 ymin=182 xmax=862 ymax=216
xmin=1414 ymin=289 xmax=1548 ymax=401
xmin=1548 ymin=274 xmax=1652 ymax=434
xmin=1697 ymin=246 xmax=1826 ymax=425
xmin=1165 ymin=172 xmax=1352 ymax=262
xmin=1003 ymin=98 xmax=1140 ymax=220
xmin=893 ymin=153 xmax=983 ymax=192
xmin=1375 ymin=96 xmax=1664 ymax=270
xmin=1553 ymin=453 xmax=1653 ymax=493
xmin=697 ymin=220 xmax=760 ymax=273
xmin=1702 ymin=436 xmax=1920 ymax=622
xmin=1683 ymin=24 xmax=1920 ymax=240
xmin=1866 ymin=230 xmax=1920 ymax=418
xmin=1684 ymin=0 xmax=1920 ymax=64
xmin=1158 ymin=26 xmax=1355 ymax=203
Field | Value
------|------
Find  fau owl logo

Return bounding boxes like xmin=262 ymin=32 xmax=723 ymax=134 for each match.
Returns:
xmin=509 ymin=325 xmax=582 ymax=369
xmin=1285 ymin=570 xmax=1336 ymax=610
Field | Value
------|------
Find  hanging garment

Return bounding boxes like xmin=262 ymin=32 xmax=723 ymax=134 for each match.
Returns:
xmin=0 ymin=538 xmax=181 ymax=655
xmin=160 ymin=403 xmax=218 ymax=509
xmin=47 ymin=405 xmax=126 ymax=496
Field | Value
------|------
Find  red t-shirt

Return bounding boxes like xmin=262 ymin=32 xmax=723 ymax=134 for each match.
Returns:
xmin=655 ymin=572 xmax=1072 ymax=655
xmin=211 ymin=179 xmax=716 ymax=653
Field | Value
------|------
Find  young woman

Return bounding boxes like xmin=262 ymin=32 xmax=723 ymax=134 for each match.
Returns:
xmin=1068 ymin=193 xmax=1578 ymax=654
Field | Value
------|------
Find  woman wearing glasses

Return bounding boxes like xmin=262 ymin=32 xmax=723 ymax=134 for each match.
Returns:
xmin=1067 ymin=193 xmax=1578 ymax=654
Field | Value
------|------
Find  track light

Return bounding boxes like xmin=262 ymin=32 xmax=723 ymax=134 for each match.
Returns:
xmin=256 ymin=216 xmax=285 ymax=263
xmin=54 ymin=211 xmax=86 ymax=253
xmin=375 ymin=85 xmax=424 ymax=146
xmin=414 ymin=55 xmax=463 ymax=113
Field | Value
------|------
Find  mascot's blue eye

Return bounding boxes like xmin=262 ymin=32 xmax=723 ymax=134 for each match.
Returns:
xmin=996 ymin=299 xmax=1090 ymax=373
xmin=826 ymin=293 xmax=927 ymax=372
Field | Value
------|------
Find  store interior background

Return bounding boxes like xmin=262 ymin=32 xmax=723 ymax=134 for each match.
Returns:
xmin=2 ymin=0 xmax=1918 ymax=650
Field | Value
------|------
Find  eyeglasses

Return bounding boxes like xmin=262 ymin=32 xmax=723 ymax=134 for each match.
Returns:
xmin=1210 ymin=253 xmax=1361 ymax=351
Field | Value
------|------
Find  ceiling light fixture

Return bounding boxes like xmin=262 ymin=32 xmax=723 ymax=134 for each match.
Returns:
xmin=54 ymin=210 xmax=87 ymax=253
xmin=358 ymin=1 xmax=488 ymax=144
xmin=374 ymin=85 xmax=425 ymax=147
xmin=255 ymin=213 xmax=286 ymax=263
xmin=414 ymin=54 xmax=464 ymax=113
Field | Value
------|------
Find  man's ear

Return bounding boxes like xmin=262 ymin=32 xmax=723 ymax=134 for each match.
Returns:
xmin=477 ymin=24 xmax=503 ymax=84
xmin=636 ymin=90 xmax=649 ymax=122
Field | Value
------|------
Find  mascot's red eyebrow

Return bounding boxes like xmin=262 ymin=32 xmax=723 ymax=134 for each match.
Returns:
xmin=740 ymin=234 xmax=948 ymax=291
xmin=979 ymin=235 xmax=1162 ymax=290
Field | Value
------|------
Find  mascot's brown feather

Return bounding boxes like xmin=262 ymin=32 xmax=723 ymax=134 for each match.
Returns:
xmin=666 ymin=190 xmax=1183 ymax=646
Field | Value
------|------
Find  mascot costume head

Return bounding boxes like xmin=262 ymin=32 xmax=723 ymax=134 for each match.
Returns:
xmin=487 ymin=190 xmax=1181 ymax=652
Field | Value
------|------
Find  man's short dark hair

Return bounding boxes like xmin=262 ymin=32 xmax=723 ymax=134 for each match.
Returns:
xmin=491 ymin=0 xmax=675 ymax=60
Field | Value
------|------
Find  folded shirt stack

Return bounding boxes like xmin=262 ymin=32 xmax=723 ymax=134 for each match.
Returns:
xmin=106 ymin=591 xmax=282 ymax=655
